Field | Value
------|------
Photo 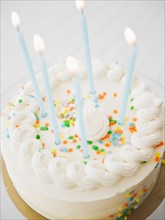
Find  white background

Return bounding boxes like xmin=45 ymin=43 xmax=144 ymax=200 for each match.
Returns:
xmin=1 ymin=0 xmax=164 ymax=219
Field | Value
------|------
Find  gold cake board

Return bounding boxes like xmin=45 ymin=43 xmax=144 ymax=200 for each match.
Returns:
xmin=1 ymin=158 xmax=165 ymax=220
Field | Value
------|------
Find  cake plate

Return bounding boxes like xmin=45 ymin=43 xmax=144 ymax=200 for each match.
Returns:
xmin=1 ymin=71 xmax=165 ymax=220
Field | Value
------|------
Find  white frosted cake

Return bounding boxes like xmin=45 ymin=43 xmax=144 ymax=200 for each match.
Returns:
xmin=1 ymin=60 xmax=164 ymax=220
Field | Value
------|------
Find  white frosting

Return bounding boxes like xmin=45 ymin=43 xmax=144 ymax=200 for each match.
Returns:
xmin=19 ymin=139 xmax=41 ymax=171
xmin=83 ymin=105 xmax=109 ymax=141
xmin=107 ymin=63 xmax=125 ymax=81
xmin=92 ymin=59 xmax=108 ymax=78
xmin=11 ymin=125 xmax=36 ymax=153
xmin=14 ymin=96 xmax=38 ymax=113
xmin=10 ymin=111 xmax=36 ymax=133
xmin=32 ymin=149 xmax=53 ymax=182
xmin=2 ymin=61 xmax=164 ymax=192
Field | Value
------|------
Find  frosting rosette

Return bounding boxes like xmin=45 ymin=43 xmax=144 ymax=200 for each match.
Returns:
xmin=83 ymin=105 xmax=109 ymax=141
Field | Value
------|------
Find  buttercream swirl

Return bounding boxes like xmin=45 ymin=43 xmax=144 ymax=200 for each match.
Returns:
xmin=19 ymin=139 xmax=41 ymax=171
xmin=11 ymin=125 xmax=36 ymax=153
xmin=92 ymin=59 xmax=107 ymax=78
xmin=32 ymin=149 xmax=53 ymax=182
xmin=107 ymin=63 xmax=125 ymax=81
xmin=14 ymin=96 xmax=38 ymax=113
xmin=83 ymin=105 xmax=109 ymax=141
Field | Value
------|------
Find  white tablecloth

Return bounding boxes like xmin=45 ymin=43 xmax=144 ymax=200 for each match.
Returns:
xmin=1 ymin=1 xmax=164 ymax=219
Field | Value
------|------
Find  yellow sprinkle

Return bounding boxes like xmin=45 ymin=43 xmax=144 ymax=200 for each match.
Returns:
xmin=135 ymin=198 xmax=140 ymax=203
xmin=139 ymin=190 xmax=143 ymax=195
xmin=119 ymin=207 xmax=123 ymax=211
xmin=60 ymin=134 xmax=64 ymax=139
xmin=118 ymin=213 xmax=122 ymax=217
xmin=156 ymin=152 xmax=160 ymax=157
xmin=52 ymin=149 xmax=56 ymax=154
xmin=124 ymin=117 xmax=128 ymax=121
xmin=124 ymin=217 xmax=128 ymax=220
xmin=34 ymin=124 xmax=39 ymax=128
xmin=126 ymin=193 xmax=131 ymax=198
xmin=70 ymin=120 xmax=73 ymax=124
xmin=162 ymin=159 xmax=165 ymax=165
xmin=116 ymin=125 xmax=121 ymax=131
xmin=100 ymin=152 xmax=105 ymax=156
xmin=55 ymin=100 xmax=60 ymax=105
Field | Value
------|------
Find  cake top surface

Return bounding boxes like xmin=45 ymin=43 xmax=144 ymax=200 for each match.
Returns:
xmin=2 ymin=59 xmax=164 ymax=192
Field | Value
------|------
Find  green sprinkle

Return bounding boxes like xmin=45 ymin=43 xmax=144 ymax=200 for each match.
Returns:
xmin=76 ymin=145 xmax=81 ymax=149
xmin=130 ymin=106 xmax=135 ymax=110
xmin=108 ymin=130 xmax=112 ymax=134
xmin=84 ymin=161 xmax=87 ymax=165
xmin=18 ymin=99 xmax=22 ymax=103
xmin=40 ymin=126 xmax=45 ymax=130
xmin=45 ymin=127 xmax=48 ymax=130
xmin=72 ymin=118 xmax=76 ymax=122
xmin=92 ymin=145 xmax=99 ymax=151
xmin=109 ymin=118 xmax=113 ymax=122
xmin=100 ymin=149 xmax=105 ymax=152
xmin=131 ymin=98 xmax=134 ymax=102
xmin=36 ymin=134 xmax=40 ymax=139
xmin=87 ymin=140 xmax=93 ymax=145
xmin=69 ymin=136 xmax=74 ymax=139
xmin=114 ymin=120 xmax=117 ymax=124
xmin=141 ymin=161 xmax=147 ymax=164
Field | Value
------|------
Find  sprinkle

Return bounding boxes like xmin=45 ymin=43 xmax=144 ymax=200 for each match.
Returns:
xmin=68 ymin=148 xmax=73 ymax=152
xmin=76 ymin=145 xmax=81 ymax=149
xmin=96 ymin=150 xmax=101 ymax=154
xmin=113 ymin=109 xmax=118 ymax=114
xmin=64 ymin=147 xmax=68 ymax=152
xmin=45 ymin=123 xmax=49 ymax=127
xmin=130 ymin=106 xmax=135 ymax=110
xmin=72 ymin=139 xmax=77 ymax=143
xmin=69 ymin=136 xmax=74 ymax=140
xmin=113 ymin=92 xmax=117 ymax=97
xmin=105 ymin=142 xmax=111 ymax=147
xmin=42 ymin=142 xmax=45 ymax=147
xmin=132 ymin=117 xmax=137 ymax=122
xmin=36 ymin=134 xmax=40 ymax=139
xmin=18 ymin=99 xmax=22 ymax=103
xmin=103 ymin=92 xmax=107 ymax=96
xmin=155 ymin=141 xmax=164 ymax=148
xmin=130 ymin=98 xmax=134 ymax=102
xmin=87 ymin=140 xmax=93 ymax=145
xmin=66 ymin=89 xmax=71 ymax=94
xmin=15 ymin=124 xmax=19 ymax=128
xmin=98 ymin=94 xmax=104 ymax=100
xmin=108 ymin=130 xmax=112 ymax=134
xmin=63 ymin=140 xmax=67 ymax=144
xmin=92 ymin=145 xmax=99 ymax=151
xmin=162 ymin=159 xmax=165 ymax=165
xmin=141 ymin=161 xmax=147 ymax=164
xmin=74 ymin=134 xmax=79 ymax=138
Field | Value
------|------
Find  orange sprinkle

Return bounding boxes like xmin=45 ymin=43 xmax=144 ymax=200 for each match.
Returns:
xmin=68 ymin=148 xmax=73 ymax=152
xmin=101 ymin=158 xmax=105 ymax=163
xmin=66 ymin=89 xmax=71 ymax=94
xmin=36 ymin=120 xmax=40 ymax=124
xmin=63 ymin=140 xmax=67 ymax=145
xmin=143 ymin=188 xmax=148 ymax=193
xmin=42 ymin=97 xmax=46 ymax=102
xmin=42 ymin=142 xmax=45 ymax=147
xmin=98 ymin=94 xmax=104 ymax=100
xmin=72 ymin=139 xmax=77 ymax=143
xmin=15 ymin=125 xmax=19 ymax=128
xmin=113 ymin=93 xmax=117 ymax=97
xmin=105 ymin=142 xmax=111 ymax=147
xmin=113 ymin=109 xmax=118 ymax=114
xmin=93 ymin=158 xmax=97 ymax=160
xmin=155 ymin=141 xmax=164 ymax=147
xmin=133 ymin=117 xmax=137 ymax=122
xmin=125 ymin=203 xmax=128 ymax=207
xmin=109 ymin=115 xmax=113 ymax=119
xmin=70 ymin=107 xmax=74 ymax=111
xmin=45 ymin=123 xmax=49 ymax=127
xmin=96 ymin=150 xmax=100 ymax=154
xmin=110 ymin=121 xmax=115 ymax=126
xmin=74 ymin=134 xmax=79 ymax=138
xmin=155 ymin=157 xmax=160 ymax=162
xmin=103 ymin=92 xmax=107 ymax=96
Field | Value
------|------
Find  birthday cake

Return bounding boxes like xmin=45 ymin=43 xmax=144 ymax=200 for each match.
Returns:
xmin=1 ymin=60 xmax=164 ymax=220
